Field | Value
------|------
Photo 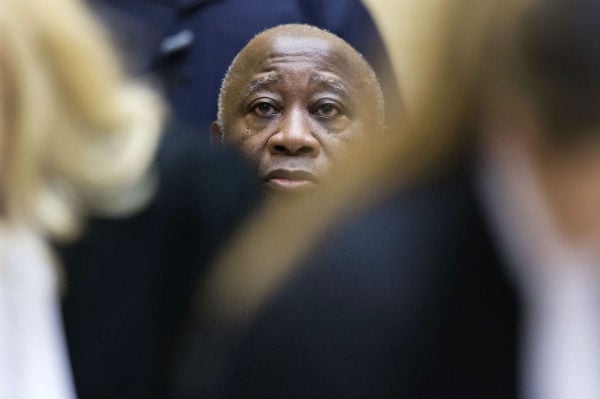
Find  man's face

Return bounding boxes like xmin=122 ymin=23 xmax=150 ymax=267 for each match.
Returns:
xmin=216 ymin=34 xmax=380 ymax=194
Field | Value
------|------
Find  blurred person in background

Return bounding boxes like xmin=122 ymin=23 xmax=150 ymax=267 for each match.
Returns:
xmin=212 ymin=24 xmax=386 ymax=195
xmin=0 ymin=0 xmax=258 ymax=397
xmin=176 ymin=0 xmax=600 ymax=397
xmin=88 ymin=0 xmax=402 ymax=138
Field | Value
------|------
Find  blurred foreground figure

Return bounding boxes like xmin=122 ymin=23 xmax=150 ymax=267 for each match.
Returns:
xmin=178 ymin=0 xmax=600 ymax=397
xmin=90 ymin=0 xmax=401 ymax=136
xmin=0 ymin=0 xmax=257 ymax=397
xmin=212 ymin=24 xmax=385 ymax=195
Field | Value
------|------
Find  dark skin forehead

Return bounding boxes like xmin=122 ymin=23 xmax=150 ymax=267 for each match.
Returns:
xmin=240 ymin=28 xmax=366 ymax=76
xmin=221 ymin=28 xmax=380 ymax=127
xmin=245 ymin=33 xmax=346 ymax=69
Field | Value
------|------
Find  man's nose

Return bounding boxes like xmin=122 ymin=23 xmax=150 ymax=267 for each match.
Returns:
xmin=267 ymin=110 xmax=320 ymax=157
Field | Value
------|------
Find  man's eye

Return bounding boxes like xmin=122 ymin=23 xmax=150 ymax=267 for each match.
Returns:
xmin=313 ymin=103 xmax=340 ymax=118
xmin=252 ymin=102 xmax=279 ymax=116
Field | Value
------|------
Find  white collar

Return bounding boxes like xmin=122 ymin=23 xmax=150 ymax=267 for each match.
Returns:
xmin=0 ymin=226 xmax=76 ymax=399
xmin=478 ymin=139 xmax=600 ymax=399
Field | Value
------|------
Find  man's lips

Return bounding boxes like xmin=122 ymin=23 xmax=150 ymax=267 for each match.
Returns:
xmin=263 ymin=169 xmax=320 ymax=193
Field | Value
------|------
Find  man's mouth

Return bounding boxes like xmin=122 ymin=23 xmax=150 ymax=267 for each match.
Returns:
xmin=263 ymin=169 xmax=320 ymax=193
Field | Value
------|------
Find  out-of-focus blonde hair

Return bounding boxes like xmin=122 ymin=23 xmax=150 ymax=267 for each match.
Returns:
xmin=0 ymin=0 xmax=164 ymax=240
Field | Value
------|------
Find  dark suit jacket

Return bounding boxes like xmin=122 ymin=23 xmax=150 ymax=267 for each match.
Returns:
xmin=91 ymin=0 xmax=401 ymax=133
xmin=56 ymin=131 xmax=260 ymax=399
xmin=177 ymin=161 xmax=522 ymax=398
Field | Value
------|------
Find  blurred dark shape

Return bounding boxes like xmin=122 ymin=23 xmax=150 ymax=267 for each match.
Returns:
xmin=56 ymin=132 xmax=260 ymax=399
xmin=518 ymin=0 xmax=600 ymax=141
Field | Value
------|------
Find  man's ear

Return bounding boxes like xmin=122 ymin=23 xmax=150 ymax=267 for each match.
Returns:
xmin=210 ymin=121 xmax=224 ymax=144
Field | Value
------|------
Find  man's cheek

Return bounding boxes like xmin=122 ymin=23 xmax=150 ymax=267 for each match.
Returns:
xmin=235 ymin=137 xmax=263 ymax=164
xmin=335 ymin=129 xmax=364 ymax=146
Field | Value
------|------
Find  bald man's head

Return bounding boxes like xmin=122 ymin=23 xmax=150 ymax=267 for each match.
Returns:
xmin=212 ymin=24 xmax=385 ymax=194
xmin=218 ymin=24 xmax=384 ymax=132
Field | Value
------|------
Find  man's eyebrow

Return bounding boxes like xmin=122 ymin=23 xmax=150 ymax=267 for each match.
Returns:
xmin=309 ymin=74 xmax=349 ymax=97
xmin=244 ymin=75 xmax=282 ymax=97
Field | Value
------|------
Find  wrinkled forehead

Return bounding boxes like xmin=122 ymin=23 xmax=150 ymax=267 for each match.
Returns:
xmin=235 ymin=33 xmax=364 ymax=87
